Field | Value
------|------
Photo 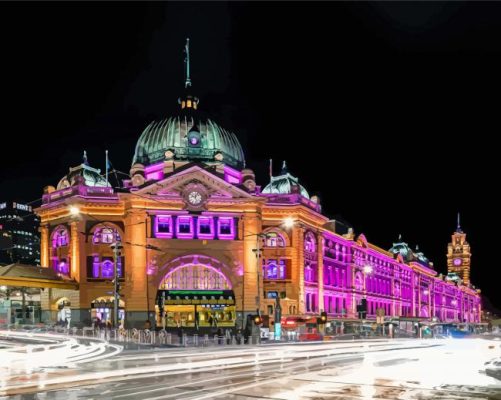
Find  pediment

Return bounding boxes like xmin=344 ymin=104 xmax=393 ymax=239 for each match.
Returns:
xmin=136 ymin=165 xmax=254 ymax=200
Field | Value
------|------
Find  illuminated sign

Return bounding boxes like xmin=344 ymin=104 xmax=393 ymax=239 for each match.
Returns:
xmin=13 ymin=202 xmax=31 ymax=212
xmin=157 ymin=290 xmax=235 ymax=306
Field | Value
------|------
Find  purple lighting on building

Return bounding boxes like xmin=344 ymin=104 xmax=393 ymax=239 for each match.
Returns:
xmin=154 ymin=215 xmax=173 ymax=238
xmin=144 ymin=162 xmax=164 ymax=181
xmin=217 ymin=217 xmax=235 ymax=240
xmin=176 ymin=216 xmax=194 ymax=239
xmin=197 ymin=216 xmax=215 ymax=239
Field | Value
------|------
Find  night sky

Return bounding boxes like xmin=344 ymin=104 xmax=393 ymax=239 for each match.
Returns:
xmin=0 ymin=3 xmax=499 ymax=307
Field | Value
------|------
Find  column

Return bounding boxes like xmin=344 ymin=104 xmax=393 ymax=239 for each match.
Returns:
xmin=296 ymin=226 xmax=305 ymax=314
xmin=242 ymin=212 xmax=262 ymax=315
xmin=125 ymin=210 xmax=148 ymax=328
xmin=69 ymin=221 xmax=80 ymax=282
xmin=317 ymin=233 xmax=324 ymax=313
xmin=40 ymin=224 xmax=50 ymax=267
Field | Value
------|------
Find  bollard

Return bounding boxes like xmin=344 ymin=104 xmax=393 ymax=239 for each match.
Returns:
xmin=204 ymin=334 xmax=209 ymax=347
xmin=182 ymin=333 xmax=187 ymax=346
xmin=167 ymin=332 xmax=171 ymax=345
xmin=194 ymin=334 xmax=198 ymax=346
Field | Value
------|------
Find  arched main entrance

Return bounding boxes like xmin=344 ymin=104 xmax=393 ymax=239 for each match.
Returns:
xmin=156 ymin=255 xmax=236 ymax=331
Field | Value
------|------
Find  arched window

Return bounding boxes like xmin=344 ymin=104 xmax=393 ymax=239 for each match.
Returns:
xmin=264 ymin=259 xmax=286 ymax=279
xmin=354 ymin=272 xmax=363 ymax=291
xmin=101 ymin=260 xmax=114 ymax=278
xmin=93 ymin=226 xmax=121 ymax=244
xmin=304 ymin=263 xmax=314 ymax=282
xmin=265 ymin=232 xmax=285 ymax=247
xmin=51 ymin=227 xmax=69 ymax=248
xmin=56 ymin=259 xmax=69 ymax=275
xmin=304 ymin=232 xmax=316 ymax=253
xmin=159 ymin=264 xmax=231 ymax=290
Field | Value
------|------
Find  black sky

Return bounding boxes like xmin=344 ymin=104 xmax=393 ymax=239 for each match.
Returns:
xmin=0 ymin=2 xmax=499 ymax=306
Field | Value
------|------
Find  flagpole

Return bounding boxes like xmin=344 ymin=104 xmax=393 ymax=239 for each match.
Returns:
xmin=105 ymin=150 xmax=109 ymax=187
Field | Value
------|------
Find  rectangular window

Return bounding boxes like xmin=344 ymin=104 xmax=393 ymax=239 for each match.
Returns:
xmin=197 ymin=216 xmax=214 ymax=239
xmin=155 ymin=216 xmax=173 ymax=238
xmin=176 ymin=216 xmax=193 ymax=239
xmin=217 ymin=217 xmax=234 ymax=239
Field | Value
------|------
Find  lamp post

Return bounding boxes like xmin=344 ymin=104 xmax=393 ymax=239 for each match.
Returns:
xmin=111 ymin=241 xmax=123 ymax=328
xmin=362 ymin=264 xmax=373 ymax=323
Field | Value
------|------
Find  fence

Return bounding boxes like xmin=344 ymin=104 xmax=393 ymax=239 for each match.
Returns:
xmin=0 ymin=324 xmax=265 ymax=347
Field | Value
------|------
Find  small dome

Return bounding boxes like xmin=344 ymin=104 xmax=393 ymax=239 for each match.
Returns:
xmin=262 ymin=161 xmax=309 ymax=198
xmin=57 ymin=164 xmax=110 ymax=190
xmin=389 ymin=236 xmax=413 ymax=262
xmin=132 ymin=115 xmax=245 ymax=169
xmin=57 ymin=152 xmax=110 ymax=190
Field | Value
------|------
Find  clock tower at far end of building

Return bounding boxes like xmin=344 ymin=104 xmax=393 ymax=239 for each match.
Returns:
xmin=447 ymin=214 xmax=472 ymax=285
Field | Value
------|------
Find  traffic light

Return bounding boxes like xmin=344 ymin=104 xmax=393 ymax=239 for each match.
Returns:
xmin=319 ymin=311 xmax=327 ymax=324
xmin=157 ymin=293 xmax=165 ymax=317
xmin=253 ymin=314 xmax=263 ymax=325
xmin=112 ymin=279 xmax=121 ymax=298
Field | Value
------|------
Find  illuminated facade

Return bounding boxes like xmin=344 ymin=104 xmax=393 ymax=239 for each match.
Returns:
xmin=34 ymin=41 xmax=481 ymax=328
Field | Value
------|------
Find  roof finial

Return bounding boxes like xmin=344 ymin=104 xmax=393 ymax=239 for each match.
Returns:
xmin=415 ymin=244 xmax=419 ymax=251
xmin=83 ymin=150 xmax=89 ymax=166
xmin=184 ymin=38 xmax=191 ymax=89
xmin=398 ymin=233 xmax=402 ymax=241
xmin=281 ymin=160 xmax=288 ymax=175
xmin=269 ymin=159 xmax=273 ymax=181
xmin=457 ymin=212 xmax=461 ymax=232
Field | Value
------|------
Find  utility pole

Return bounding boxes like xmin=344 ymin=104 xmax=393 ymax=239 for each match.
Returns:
xmin=111 ymin=241 xmax=123 ymax=328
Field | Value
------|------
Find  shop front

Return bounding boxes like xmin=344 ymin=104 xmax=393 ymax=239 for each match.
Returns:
xmin=90 ymin=297 xmax=125 ymax=327
xmin=156 ymin=289 xmax=236 ymax=331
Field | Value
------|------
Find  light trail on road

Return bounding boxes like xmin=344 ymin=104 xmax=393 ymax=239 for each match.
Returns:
xmin=1 ymin=334 xmax=501 ymax=399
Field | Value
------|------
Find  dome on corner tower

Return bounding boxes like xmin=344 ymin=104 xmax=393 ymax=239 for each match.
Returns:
xmin=132 ymin=116 xmax=245 ymax=169
xmin=262 ymin=161 xmax=310 ymax=199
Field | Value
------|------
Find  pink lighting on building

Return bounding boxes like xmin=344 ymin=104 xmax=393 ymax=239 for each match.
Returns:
xmin=223 ymin=165 xmax=242 ymax=184
xmin=144 ymin=162 xmax=164 ymax=181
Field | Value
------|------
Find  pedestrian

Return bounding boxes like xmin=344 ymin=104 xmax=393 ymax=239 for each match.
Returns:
xmin=217 ymin=328 xmax=223 ymax=345
xmin=225 ymin=328 xmax=232 ymax=344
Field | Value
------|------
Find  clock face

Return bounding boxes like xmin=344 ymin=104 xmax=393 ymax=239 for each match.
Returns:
xmin=453 ymin=258 xmax=462 ymax=266
xmin=188 ymin=191 xmax=202 ymax=205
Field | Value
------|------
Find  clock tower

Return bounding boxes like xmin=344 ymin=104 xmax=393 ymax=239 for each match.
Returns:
xmin=447 ymin=214 xmax=472 ymax=285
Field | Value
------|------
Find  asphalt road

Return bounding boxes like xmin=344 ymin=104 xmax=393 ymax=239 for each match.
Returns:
xmin=1 ymin=333 xmax=501 ymax=399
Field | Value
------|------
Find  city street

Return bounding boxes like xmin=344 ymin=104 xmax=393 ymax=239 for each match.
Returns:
xmin=1 ymin=331 xmax=501 ymax=399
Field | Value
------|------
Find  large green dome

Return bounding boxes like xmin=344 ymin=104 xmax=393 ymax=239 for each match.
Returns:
xmin=132 ymin=115 xmax=245 ymax=168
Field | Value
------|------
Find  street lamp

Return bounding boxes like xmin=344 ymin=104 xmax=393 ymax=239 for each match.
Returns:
xmin=69 ymin=206 xmax=80 ymax=216
xmin=361 ymin=264 xmax=373 ymax=322
xmin=110 ymin=241 xmax=123 ymax=328
xmin=283 ymin=217 xmax=295 ymax=230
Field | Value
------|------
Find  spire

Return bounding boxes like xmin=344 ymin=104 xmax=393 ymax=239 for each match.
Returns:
xmin=281 ymin=160 xmax=288 ymax=175
xmin=83 ymin=150 xmax=89 ymax=166
xmin=269 ymin=159 xmax=273 ymax=181
xmin=178 ymin=38 xmax=199 ymax=110
xmin=184 ymin=38 xmax=191 ymax=89
xmin=457 ymin=212 xmax=462 ymax=232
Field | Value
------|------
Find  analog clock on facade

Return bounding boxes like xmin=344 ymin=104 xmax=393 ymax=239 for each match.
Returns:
xmin=453 ymin=258 xmax=462 ymax=266
xmin=188 ymin=191 xmax=202 ymax=205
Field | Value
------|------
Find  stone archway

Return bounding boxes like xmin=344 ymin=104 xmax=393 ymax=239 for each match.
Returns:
xmin=157 ymin=254 xmax=234 ymax=290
